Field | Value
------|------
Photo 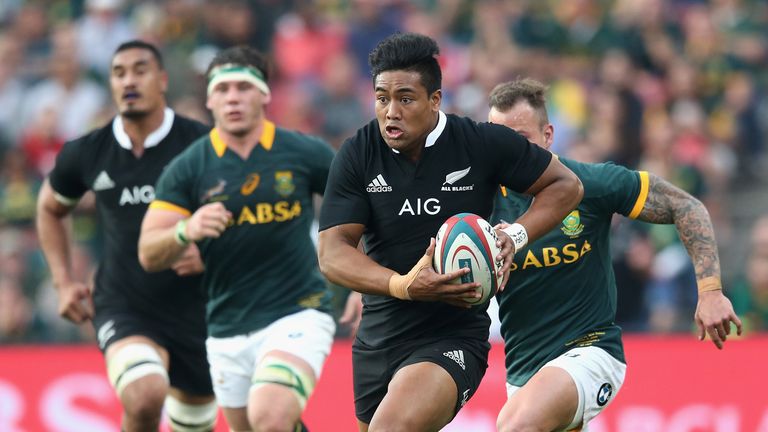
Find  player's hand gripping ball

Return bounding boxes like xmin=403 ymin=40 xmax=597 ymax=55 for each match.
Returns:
xmin=434 ymin=213 xmax=503 ymax=305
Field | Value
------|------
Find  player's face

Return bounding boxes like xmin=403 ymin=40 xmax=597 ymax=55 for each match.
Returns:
xmin=206 ymin=80 xmax=270 ymax=137
xmin=374 ymin=70 xmax=440 ymax=157
xmin=488 ymin=102 xmax=553 ymax=150
xmin=110 ymin=48 xmax=167 ymax=119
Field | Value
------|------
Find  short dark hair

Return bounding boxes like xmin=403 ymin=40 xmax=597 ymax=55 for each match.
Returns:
xmin=114 ymin=40 xmax=164 ymax=69
xmin=205 ymin=45 xmax=270 ymax=83
xmin=368 ymin=32 xmax=442 ymax=95
xmin=489 ymin=78 xmax=550 ymax=126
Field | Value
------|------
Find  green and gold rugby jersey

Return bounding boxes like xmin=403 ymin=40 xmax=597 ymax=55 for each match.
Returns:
xmin=490 ymin=157 xmax=649 ymax=386
xmin=151 ymin=121 xmax=335 ymax=337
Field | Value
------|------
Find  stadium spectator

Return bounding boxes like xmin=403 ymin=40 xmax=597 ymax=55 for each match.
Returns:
xmin=20 ymin=24 xmax=107 ymax=141
xmin=488 ymin=78 xmax=742 ymax=432
xmin=75 ymin=0 xmax=136 ymax=80
xmin=36 ymin=40 xmax=216 ymax=432
xmin=317 ymin=32 xmax=581 ymax=432
xmin=731 ymin=215 xmax=768 ymax=331
xmin=139 ymin=45 xmax=336 ymax=432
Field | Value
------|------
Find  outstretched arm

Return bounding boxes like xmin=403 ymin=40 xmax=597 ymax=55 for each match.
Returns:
xmin=636 ymin=173 xmax=742 ymax=348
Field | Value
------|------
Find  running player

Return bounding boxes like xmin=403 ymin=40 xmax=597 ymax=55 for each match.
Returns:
xmin=488 ymin=78 xmax=742 ymax=432
xmin=138 ymin=45 xmax=336 ymax=432
xmin=317 ymin=33 xmax=583 ymax=432
xmin=36 ymin=40 xmax=216 ymax=432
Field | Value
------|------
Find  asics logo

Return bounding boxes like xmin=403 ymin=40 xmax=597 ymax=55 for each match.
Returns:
xmin=366 ymin=174 xmax=392 ymax=193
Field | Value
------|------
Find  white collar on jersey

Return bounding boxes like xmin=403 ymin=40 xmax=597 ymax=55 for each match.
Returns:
xmin=391 ymin=110 xmax=446 ymax=154
xmin=112 ymin=107 xmax=175 ymax=151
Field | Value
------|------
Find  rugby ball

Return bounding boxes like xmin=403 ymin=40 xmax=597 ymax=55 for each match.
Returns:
xmin=433 ymin=213 xmax=503 ymax=305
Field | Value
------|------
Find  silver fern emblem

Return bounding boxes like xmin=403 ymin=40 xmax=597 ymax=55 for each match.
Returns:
xmin=443 ymin=166 xmax=471 ymax=185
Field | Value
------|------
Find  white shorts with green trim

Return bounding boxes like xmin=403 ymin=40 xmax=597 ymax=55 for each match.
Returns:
xmin=506 ymin=346 xmax=626 ymax=431
xmin=206 ymin=309 xmax=335 ymax=408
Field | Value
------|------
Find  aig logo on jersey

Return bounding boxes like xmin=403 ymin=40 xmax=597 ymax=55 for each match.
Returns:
xmin=367 ymin=174 xmax=392 ymax=193
xmin=119 ymin=185 xmax=155 ymax=206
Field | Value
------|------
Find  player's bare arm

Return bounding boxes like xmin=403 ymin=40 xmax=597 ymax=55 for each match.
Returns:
xmin=36 ymin=180 xmax=94 ymax=323
xmin=636 ymin=173 xmax=742 ymax=348
xmin=318 ymin=225 xmax=478 ymax=307
xmin=139 ymin=202 xmax=231 ymax=272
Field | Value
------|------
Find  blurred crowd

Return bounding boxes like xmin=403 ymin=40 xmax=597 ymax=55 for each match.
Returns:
xmin=1 ymin=0 xmax=767 ymax=343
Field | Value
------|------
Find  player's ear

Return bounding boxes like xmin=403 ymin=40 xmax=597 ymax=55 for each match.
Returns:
xmin=159 ymin=70 xmax=169 ymax=94
xmin=543 ymin=124 xmax=554 ymax=149
xmin=430 ymin=89 xmax=441 ymax=111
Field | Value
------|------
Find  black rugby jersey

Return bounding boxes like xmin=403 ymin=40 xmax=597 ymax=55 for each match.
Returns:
xmin=320 ymin=111 xmax=552 ymax=348
xmin=48 ymin=109 xmax=209 ymax=323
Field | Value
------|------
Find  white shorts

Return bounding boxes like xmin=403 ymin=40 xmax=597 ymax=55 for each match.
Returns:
xmin=506 ymin=346 xmax=626 ymax=431
xmin=206 ymin=309 xmax=336 ymax=408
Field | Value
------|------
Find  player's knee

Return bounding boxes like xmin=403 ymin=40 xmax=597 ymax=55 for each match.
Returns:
xmin=107 ymin=343 xmax=169 ymax=399
xmin=246 ymin=388 xmax=300 ymax=432
xmin=121 ymin=376 xmax=167 ymax=423
xmin=368 ymin=417 xmax=421 ymax=432
xmin=248 ymin=356 xmax=313 ymax=432
xmin=165 ymin=396 xmax=218 ymax=432
xmin=247 ymin=407 xmax=296 ymax=432
xmin=496 ymin=413 xmax=546 ymax=432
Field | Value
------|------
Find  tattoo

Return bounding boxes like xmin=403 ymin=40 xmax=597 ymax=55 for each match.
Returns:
xmin=636 ymin=173 xmax=720 ymax=280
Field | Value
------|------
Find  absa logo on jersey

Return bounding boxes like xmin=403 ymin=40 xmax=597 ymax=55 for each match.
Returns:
xmin=119 ymin=186 xmax=154 ymax=206
xmin=398 ymin=198 xmax=441 ymax=216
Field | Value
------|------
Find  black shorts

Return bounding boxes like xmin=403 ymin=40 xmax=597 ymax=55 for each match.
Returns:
xmin=92 ymin=308 xmax=213 ymax=396
xmin=352 ymin=337 xmax=490 ymax=424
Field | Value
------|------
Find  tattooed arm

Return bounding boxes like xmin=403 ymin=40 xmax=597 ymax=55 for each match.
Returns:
xmin=636 ymin=173 xmax=742 ymax=349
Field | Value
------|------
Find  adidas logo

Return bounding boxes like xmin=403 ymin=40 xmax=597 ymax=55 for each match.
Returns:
xmin=366 ymin=174 xmax=392 ymax=193
xmin=443 ymin=350 xmax=465 ymax=370
xmin=96 ymin=320 xmax=116 ymax=349
xmin=93 ymin=170 xmax=116 ymax=191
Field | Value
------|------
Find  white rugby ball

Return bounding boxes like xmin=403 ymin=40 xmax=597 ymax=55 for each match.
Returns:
xmin=433 ymin=213 xmax=503 ymax=305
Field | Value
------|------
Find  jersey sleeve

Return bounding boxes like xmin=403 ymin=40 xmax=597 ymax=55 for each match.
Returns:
xmin=305 ymin=136 xmax=336 ymax=195
xmin=582 ymin=161 xmax=649 ymax=218
xmin=48 ymin=138 xmax=89 ymax=204
xmin=482 ymin=123 xmax=553 ymax=193
xmin=150 ymin=150 xmax=197 ymax=216
xmin=318 ymin=138 xmax=369 ymax=230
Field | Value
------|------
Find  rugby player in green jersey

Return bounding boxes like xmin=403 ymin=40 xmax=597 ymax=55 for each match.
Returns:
xmin=138 ymin=46 xmax=336 ymax=432
xmin=488 ymin=78 xmax=742 ymax=432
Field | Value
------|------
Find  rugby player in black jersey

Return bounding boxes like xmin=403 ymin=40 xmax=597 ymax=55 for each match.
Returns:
xmin=36 ymin=41 xmax=216 ymax=432
xmin=317 ymin=32 xmax=583 ymax=432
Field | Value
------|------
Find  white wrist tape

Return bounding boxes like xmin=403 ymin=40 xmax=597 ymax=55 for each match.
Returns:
xmin=502 ymin=223 xmax=528 ymax=253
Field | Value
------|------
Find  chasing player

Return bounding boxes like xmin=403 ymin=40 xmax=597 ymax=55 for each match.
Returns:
xmin=488 ymin=78 xmax=742 ymax=431
xmin=138 ymin=45 xmax=336 ymax=432
xmin=37 ymin=40 xmax=216 ymax=432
